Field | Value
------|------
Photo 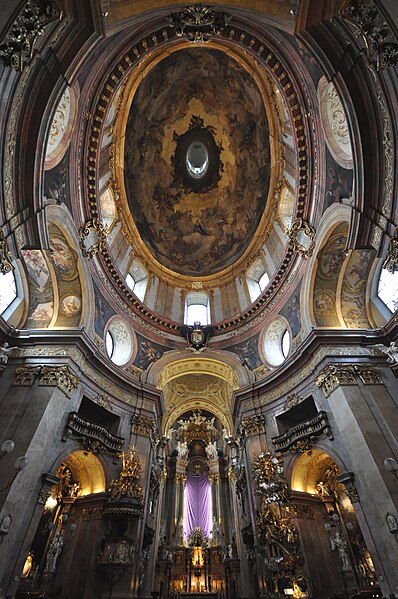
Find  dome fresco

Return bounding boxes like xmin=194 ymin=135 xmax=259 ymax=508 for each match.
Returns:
xmin=123 ymin=48 xmax=271 ymax=277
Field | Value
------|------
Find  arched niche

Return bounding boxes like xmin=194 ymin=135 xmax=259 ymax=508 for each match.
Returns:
xmin=290 ymin=449 xmax=341 ymax=495
xmin=59 ymin=451 xmax=106 ymax=496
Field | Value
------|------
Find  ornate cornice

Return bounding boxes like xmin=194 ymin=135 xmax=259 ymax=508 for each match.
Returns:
xmin=315 ymin=364 xmax=356 ymax=397
xmin=39 ymin=365 xmax=80 ymax=397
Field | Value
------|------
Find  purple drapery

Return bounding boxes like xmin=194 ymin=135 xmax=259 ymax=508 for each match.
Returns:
xmin=183 ymin=474 xmax=212 ymax=538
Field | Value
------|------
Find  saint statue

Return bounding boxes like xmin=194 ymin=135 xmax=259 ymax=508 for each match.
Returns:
xmin=330 ymin=530 xmax=351 ymax=571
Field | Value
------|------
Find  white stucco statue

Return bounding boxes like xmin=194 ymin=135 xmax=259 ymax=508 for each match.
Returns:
xmin=330 ymin=530 xmax=351 ymax=572
xmin=205 ymin=441 xmax=218 ymax=460
xmin=45 ymin=535 xmax=64 ymax=573
xmin=375 ymin=341 xmax=398 ymax=364
xmin=176 ymin=440 xmax=188 ymax=458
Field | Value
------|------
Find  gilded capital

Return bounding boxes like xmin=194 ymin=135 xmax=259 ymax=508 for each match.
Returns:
xmin=209 ymin=474 xmax=220 ymax=485
xmin=241 ymin=414 xmax=265 ymax=437
xmin=13 ymin=366 xmax=42 ymax=386
xmin=315 ymin=364 xmax=356 ymax=397
xmin=175 ymin=473 xmax=187 ymax=485
xmin=354 ymin=365 xmax=383 ymax=385
xmin=39 ymin=365 xmax=80 ymax=398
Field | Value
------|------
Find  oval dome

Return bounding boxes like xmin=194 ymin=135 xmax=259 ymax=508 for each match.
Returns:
xmin=123 ymin=48 xmax=271 ymax=277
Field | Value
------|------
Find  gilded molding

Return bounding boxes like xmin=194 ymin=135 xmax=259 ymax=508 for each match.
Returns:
xmin=0 ymin=228 xmax=14 ymax=273
xmin=0 ymin=0 xmax=60 ymax=71
xmin=284 ymin=393 xmax=304 ymax=411
xmin=39 ymin=365 xmax=79 ymax=397
xmin=354 ymin=365 xmax=383 ymax=385
xmin=343 ymin=1 xmax=398 ymax=70
xmin=209 ymin=474 xmax=220 ymax=485
xmin=241 ymin=414 xmax=265 ymax=437
xmin=336 ymin=472 xmax=359 ymax=503
xmin=315 ymin=364 xmax=356 ymax=397
xmin=168 ymin=5 xmax=231 ymax=44
xmin=79 ymin=219 xmax=108 ymax=258
xmin=383 ymin=234 xmax=398 ymax=274
xmin=175 ymin=473 xmax=187 ymax=485
xmin=13 ymin=366 xmax=41 ymax=386
xmin=287 ymin=219 xmax=316 ymax=258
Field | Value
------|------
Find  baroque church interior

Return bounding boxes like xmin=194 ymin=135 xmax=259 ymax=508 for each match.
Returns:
xmin=0 ymin=1 xmax=398 ymax=598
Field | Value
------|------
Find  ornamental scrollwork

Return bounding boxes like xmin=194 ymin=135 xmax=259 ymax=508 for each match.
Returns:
xmin=169 ymin=5 xmax=231 ymax=44
xmin=0 ymin=0 xmax=60 ymax=71
xmin=13 ymin=365 xmax=42 ymax=386
xmin=382 ymin=231 xmax=398 ymax=274
xmin=0 ymin=228 xmax=14 ymax=274
xmin=284 ymin=393 xmax=304 ymax=411
xmin=39 ymin=365 xmax=80 ymax=397
xmin=79 ymin=219 xmax=108 ymax=258
xmin=287 ymin=219 xmax=315 ymax=258
xmin=342 ymin=1 xmax=398 ymax=70
xmin=315 ymin=364 xmax=356 ymax=397
xmin=354 ymin=365 xmax=383 ymax=385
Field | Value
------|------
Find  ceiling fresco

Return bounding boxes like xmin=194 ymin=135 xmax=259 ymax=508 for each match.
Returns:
xmin=124 ymin=48 xmax=271 ymax=277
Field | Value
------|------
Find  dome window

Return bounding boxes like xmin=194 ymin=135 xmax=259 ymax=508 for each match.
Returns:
xmin=247 ymin=259 xmax=269 ymax=303
xmin=377 ymin=268 xmax=398 ymax=313
xmin=126 ymin=260 xmax=148 ymax=302
xmin=184 ymin=292 xmax=210 ymax=326
xmin=186 ymin=141 xmax=209 ymax=180
xmin=0 ymin=271 xmax=17 ymax=315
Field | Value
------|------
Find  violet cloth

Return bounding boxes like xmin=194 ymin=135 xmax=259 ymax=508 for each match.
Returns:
xmin=183 ymin=474 xmax=212 ymax=538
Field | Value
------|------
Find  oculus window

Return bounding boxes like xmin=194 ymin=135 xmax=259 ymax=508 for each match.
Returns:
xmin=184 ymin=292 xmax=211 ymax=326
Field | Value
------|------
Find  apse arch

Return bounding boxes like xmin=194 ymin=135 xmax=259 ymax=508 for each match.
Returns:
xmin=145 ymin=349 xmax=252 ymax=389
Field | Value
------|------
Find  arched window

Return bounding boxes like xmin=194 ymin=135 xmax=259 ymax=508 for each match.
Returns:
xmin=126 ymin=260 xmax=148 ymax=302
xmin=247 ymin=259 xmax=269 ymax=303
xmin=377 ymin=268 xmax=398 ymax=313
xmin=184 ymin=292 xmax=210 ymax=326
xmin=0 ymin=270 xmax=17 ymax=315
